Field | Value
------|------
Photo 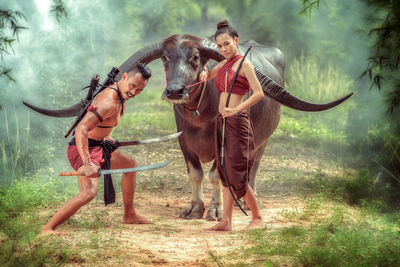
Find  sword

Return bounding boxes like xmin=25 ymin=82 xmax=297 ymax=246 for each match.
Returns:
xmin=60 ymin=160 xmax=171 ymax=176
xmin=116 ymin=131 xmax=182 ymax=147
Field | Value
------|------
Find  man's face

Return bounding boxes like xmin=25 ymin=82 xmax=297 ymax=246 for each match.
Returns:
xmin=122 ymin=72 xmax=148 ymax=100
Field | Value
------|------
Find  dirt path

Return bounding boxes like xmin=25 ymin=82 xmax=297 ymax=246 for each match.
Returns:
xmin=41 ymin=134 xmax=351 ymax=266
xmin=104 ymin=192 xmax=303 ymax=266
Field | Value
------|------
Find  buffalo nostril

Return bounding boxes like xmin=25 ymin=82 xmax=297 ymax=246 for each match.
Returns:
xmin=165 ymin=85 xmax=186 ymax=99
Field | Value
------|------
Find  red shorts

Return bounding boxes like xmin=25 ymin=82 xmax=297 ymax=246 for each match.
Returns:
xmin=67 ymin=144 xmax=105 ymax=171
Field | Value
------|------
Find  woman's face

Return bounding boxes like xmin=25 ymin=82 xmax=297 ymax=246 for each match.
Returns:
xmin=216 ymin=33 xmax=239 ymax=59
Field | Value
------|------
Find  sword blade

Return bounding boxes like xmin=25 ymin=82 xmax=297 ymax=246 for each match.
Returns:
xmin=117 ymin=131 xmax=182 ymax=146
xmin=98 ymin=160 xmax=171 ymax=175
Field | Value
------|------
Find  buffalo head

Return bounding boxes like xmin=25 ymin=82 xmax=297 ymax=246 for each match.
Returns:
xmin=23 ymin=34 xmax=352 ymax=117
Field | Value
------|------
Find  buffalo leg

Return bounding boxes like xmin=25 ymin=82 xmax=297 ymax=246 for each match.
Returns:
xmin=206 ymin=161 xmax=223 ymax=221
xmin=179 ymin=154 xmax=205 ymax=219
xmin=248 ymin=142 xmax=267 ymax=196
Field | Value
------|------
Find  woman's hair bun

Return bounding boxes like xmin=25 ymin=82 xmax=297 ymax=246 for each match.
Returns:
xmin=217 ymin=20 xmax=229 ymax=30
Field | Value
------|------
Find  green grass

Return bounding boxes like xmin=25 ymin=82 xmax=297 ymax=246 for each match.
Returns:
xmin=66 ymin=209 xmax=111 ymax=230
xmin=147 ymin=223 xmax=181 ymax=236
xmin=278 ymin=54 xmax=356 ymax=150
xmin=0 ymin=171 xmax=78 ymax=266
xmin=276 ymin=111 xmax=347 ymax=143
xmin=1 ymin=108 xmax=29 ymax=181
xmin=232 ymin=204 xmax=400 ymax=267
xmin=297 ymin=223 xmax=400 ymax=266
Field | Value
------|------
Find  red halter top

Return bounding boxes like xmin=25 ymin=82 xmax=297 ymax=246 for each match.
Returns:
xmin=215 ymin=54 xmax=250 ymax=95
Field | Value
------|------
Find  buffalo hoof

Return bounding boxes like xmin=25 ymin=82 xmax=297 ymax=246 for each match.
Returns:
xmin=179 ymin=202 xmax=205 ymax=219
xmin=236 ymin=199 xmax=252 ymax=210
xmin=205 ymin=206 xmax=222 ymax=221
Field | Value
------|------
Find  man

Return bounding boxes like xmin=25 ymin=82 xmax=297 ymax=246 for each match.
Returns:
xmin=41 ymin=63 xmax=152 ymax=235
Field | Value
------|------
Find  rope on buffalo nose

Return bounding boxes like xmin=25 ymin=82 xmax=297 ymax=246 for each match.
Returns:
xmin=186 ymin=67 xmax=208 ymax=116
xmin=221 ymin=46 xmax=252 ymax=216
xmin=181 ymin=80 xmax=207 ymax=126
xmin=164 ymin=69 xmax=207 ymax=117
xmin=191 ymin=80 xmax=207 ymax=116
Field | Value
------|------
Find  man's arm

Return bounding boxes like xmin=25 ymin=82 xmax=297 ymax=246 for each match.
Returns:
xmin=75 ymin=99 xmax=116 ymax=177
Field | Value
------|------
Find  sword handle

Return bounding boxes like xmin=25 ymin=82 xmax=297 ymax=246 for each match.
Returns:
xmin=60 ymin=171 xmax=82 ymax=176
xmin=60 ymin=169 xmax=101 ymax=177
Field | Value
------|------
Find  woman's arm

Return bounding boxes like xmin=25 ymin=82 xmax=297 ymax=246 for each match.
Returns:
xmin=199 ymin=60 xmax=225 ymax=81
xmin=220 ymin=60 xmax=264 ymax=118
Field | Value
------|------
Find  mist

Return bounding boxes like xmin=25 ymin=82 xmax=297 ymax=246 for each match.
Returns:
xmin=0 ymin=0 xmax=389 ymax=182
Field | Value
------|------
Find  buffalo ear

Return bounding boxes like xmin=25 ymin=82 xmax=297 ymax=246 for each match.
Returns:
xmin=199 ymin=39 xmax=224 ymax=62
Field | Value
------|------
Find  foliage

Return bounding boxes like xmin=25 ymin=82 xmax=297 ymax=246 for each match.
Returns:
xmin=285 ymin=54 xmax=355 ymax=133
xmin=301 ymin=0 xmax=400 ymax=115
xmin=126 ymin=0 xmax=200 ymax=39
xmin=0 ymin=8 xmax=27 ymax=86
xmin=345 ymin=105 xmax=400 ymax=206
xmin=0 ymin=1 xmax=68 ymax=109
xmin=362 ymin=0 xmax=400 ymax=114
xmin=345 ymin=168 xmax=391 ymax=212
xmin=222 ymin=0 xmax=312 ymax=56
xmin=299 ymin=0 xmax=321 ymax=15
xmin=0 ymin=107 xmax=63 ymax=184
xmin=381 ymin=139 xmax=400 ymax=184
xmin=51 ymin=0 xmax=68 ymax=22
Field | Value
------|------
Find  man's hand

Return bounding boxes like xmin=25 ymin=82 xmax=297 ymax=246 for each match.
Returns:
xmin=103 ymin=135 xmax=116 ymax=143
xmin=82 ymin=162 xmax=99 ymax=178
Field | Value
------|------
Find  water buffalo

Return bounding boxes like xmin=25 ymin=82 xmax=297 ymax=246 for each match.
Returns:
xmin=23 ymin=34 xmax=352 ymax=221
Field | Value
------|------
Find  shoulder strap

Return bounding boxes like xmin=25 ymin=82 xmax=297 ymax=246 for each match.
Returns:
xmin=87 ymin=105 xmax=103 ymax=122
xmin=109 ymin=83 xmax=125 ymax=115
xmin=224 ymin=54 xmax=243 ymax=70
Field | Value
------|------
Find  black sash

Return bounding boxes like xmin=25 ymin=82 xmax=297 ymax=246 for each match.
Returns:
xmin=69 ymin=138 xmax=118 ymax=205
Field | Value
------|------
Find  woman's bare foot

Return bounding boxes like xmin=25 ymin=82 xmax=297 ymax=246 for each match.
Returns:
xmin=206 ymin=220 xmax=232 ymax=231
xmin=245 ymin=218 xmax=264 ymax=231
xmin=123 ymin=213 xmax=151 ymax=224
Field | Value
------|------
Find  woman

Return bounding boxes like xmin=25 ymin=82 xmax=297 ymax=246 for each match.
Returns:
xmin=200 ymin=20 xmax=264 ymax=231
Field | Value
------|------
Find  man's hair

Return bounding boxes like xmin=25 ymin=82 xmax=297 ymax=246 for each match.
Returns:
xmin=129 ymin=63 xmax=152 ymax=80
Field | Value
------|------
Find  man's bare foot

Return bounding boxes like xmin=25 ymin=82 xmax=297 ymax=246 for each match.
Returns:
xmin=123 ymin=214 xmax=151 ymax=224
xmin=206 ymin=221 xmax=232 ymax=231
xmin=245 ymin=218 xmax=264 ymax=231
xmin=39 ymin=226 xmax=64 ymax=236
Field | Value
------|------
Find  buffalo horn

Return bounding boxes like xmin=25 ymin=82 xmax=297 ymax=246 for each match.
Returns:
xmin=254 ymin=68 xmax=353 ymax=111
xmin=199 ymin=38 xmax=353 ymax=112
xmin=22 ymin=101 xmax=83 ymax=117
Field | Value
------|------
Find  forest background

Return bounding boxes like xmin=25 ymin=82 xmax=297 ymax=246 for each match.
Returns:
xmin=1 ymin=0 xmax=399 ymax=266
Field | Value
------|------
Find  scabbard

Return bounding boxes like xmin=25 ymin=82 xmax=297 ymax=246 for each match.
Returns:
xmin=117 ymin=141 xmax=140 ymax=146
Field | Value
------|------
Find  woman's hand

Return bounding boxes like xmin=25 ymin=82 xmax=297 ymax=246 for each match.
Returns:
xmin=199 ymin=68 xmax=208 ymax=81
xmin=221 ymin=107 xmax=239 ymax=118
